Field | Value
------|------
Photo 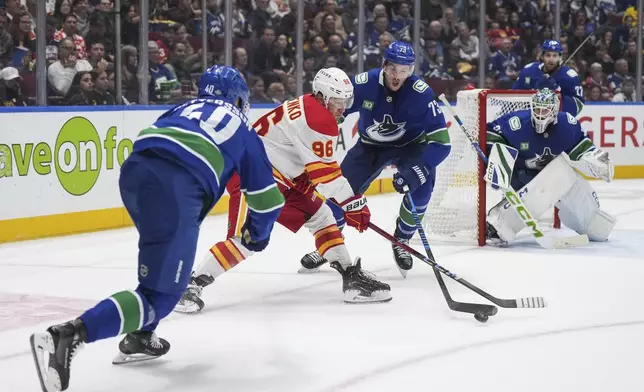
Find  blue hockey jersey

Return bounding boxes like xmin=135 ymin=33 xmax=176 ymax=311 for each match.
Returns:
xmin=346 ymin=68 xmax=450 ymax=168
xmin=513 ymin=62 xmax=585 ymax=117
xmin=134 ymin=97 xmax=284 ymax=241
xmin=486 ymin=109 xmax=595 ymax=173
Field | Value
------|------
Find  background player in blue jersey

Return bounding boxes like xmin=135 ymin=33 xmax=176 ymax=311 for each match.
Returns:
xmin=301 ymin=41 xmax=451 ymax=278
xmin=29 ymin=66 xmax=284 ymax=392
xmin=513 ymin=40 xmax=585 ymax=117
xmin=485 ymin=88 xmax=616 ymax=245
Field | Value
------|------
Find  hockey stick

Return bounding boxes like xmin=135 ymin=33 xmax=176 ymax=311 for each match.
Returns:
xmin=404 ymin=191 xmax=498 ymax=320
xmin=368 ymin=221 xmax=546 ymax=311
xmin=437 ymin=94 xmax=589 ymax=249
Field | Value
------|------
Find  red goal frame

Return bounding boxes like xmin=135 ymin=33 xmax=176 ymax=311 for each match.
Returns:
xmin=474 ymin=90 xmax=561 ymax=246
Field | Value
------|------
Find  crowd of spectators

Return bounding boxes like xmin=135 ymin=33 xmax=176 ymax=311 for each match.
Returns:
xmin=0 ymin=0 xmax=641 ymax=107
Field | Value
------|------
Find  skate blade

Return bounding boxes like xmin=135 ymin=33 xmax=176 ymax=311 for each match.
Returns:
xmin=173 ymin=302 xmax=203 ymax=314
xmin=343 ymin=290 xmax=393 ymax=304
xmin=395 ymin=263 xmax=409 ymax=279
xmin=112 ymin=351 xmax=163 ymax=365
xmin=30 ymin=333 xmax=60 ymax=392
xmin=297 ymin=265 xmax=321 ymax=274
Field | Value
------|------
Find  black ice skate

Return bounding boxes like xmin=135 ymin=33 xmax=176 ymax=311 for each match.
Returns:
xmin=173 ymin=272 xmax=214 ymax=314
xmin=330 ymin=258 xmax=392 ymax=304
xmin=297 ymin=250 xmax=329 ymax=273
xmin=485 ymin=221 xmax=508 ymax=246
xmin=392 ymin=238 xmax=413 ymax=278
xmin=112 ymin=330 xmax=170 ymax=365
xmin=30 ymin=318 xmax=87 ymax=392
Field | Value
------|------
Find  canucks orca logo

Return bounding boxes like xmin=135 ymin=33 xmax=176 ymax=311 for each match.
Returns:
xmin=525 ymin=147 xmax=556 ymax=170
xmin=365 ymin=114 xmax=407 ymax=142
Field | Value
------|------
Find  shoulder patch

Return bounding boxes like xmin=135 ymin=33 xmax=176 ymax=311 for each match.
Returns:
xmin=412 ymin=79 xmax=429 ymax=93
xmin=509 ymin=116 xmax=522 ymax=131
xmin=302 ymin=94 xmax=339 ymax=137
xmin=355 ymin=72 xmax=368 ymax=84
xmin=566 ymin=69 xmax=578 ymax=78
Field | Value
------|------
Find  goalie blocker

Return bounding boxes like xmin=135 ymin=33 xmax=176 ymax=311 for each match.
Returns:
xmin=487 ymin=151 xmax=616 ymax=244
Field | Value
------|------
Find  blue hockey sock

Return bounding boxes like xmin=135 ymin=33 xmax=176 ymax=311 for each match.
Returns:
xmin=79 ymin=289 xmax=154 ymax=343
xmin=395 ymin=198 xmax=427 ymax=240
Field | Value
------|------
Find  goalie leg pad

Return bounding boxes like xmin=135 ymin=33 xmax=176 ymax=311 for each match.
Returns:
xmin=487 ymin=155 xmax=578 ymax=243
xmin=555 ymin=179 xmax=616 ymax=242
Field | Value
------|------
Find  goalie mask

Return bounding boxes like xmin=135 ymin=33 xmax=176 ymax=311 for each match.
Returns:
xmin=530 ymin=88 xmax=559 ymax=134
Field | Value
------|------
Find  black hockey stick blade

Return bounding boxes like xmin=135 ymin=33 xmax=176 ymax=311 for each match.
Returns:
xmin=368 ymin=223 xmax=546 ymax=310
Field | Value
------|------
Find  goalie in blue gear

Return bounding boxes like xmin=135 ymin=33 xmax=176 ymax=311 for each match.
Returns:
xmin=300 ymin=41 xmax=451 ymax=278
xmin=484 ymin=88 xmax=616 ymax=246
xmin=513 ymin=40 xmax=585 ymax=117
xmin=29 ymin=66 xmax=284 ymax=392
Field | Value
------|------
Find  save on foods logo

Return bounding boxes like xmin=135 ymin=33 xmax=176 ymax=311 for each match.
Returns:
xmin=0 ymin=116 xmax=133 ymax=195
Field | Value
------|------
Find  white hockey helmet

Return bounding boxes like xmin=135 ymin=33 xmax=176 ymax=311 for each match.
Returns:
xmin=530 ymin=88 xmax=559 ymax=134
xmin=312 ymin=67 xmax=354 ymax=109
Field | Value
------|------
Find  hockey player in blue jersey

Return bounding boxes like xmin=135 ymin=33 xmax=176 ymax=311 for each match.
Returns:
xmin=484 ymin=88 xmax=616 ymax=245
xmin=29 ymin=66 xmax=284 ymax=392
xmin=300 ymin=41 xmax=451 ymax=277
xmin=513 ymin=40 xmax=585 ymax=117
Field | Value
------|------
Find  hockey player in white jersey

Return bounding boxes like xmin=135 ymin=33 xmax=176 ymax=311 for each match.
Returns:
xmin=174 ymin=67 xmax=392 ymax=313
xmin=485 ymin=88 xmax=616 ymax=245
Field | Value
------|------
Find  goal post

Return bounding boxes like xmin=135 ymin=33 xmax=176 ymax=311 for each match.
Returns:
xmin=421 ymin=89 xmax=560 ymax=246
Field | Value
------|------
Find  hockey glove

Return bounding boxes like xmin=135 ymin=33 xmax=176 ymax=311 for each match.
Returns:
xmin=577 ymin=148 xmax=614 ymax=182
xmin=335 ymin=195 xmax=370 ymax=233
xmin=393 ymin=165 xmax=431 ymax=194
xmin=240 ymin=221 xmax=270 ymax=252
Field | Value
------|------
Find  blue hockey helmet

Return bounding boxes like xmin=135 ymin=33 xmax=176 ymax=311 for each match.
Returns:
xmin=199 ymin=65 xmax=250 ymax=116
xmin=382 ymin=41 xmax=416 ymax=83
xmin=383 ymin=41 xmax=416 ymax=66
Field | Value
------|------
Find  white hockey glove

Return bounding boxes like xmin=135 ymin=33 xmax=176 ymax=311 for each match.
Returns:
xmin=571 ymin=149 xmax=614 ymax=183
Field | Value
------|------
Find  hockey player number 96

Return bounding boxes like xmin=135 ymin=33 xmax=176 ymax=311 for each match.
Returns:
xmin=312 ymin=140 xmax=333 ymax=158
xmin=254 ymin=106 xmax=285 ymax=136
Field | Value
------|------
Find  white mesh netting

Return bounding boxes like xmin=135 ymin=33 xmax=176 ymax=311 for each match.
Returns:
xmin=421 ymin=89 xmax=534 ymax=243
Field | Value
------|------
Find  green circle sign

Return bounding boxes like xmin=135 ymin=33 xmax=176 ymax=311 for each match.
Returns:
xmin=54 ymin=117 xmax=102 ymax=196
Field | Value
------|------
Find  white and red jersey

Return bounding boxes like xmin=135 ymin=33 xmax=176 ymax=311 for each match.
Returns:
xmin=252 ymin=94 xmax=355 ymax=203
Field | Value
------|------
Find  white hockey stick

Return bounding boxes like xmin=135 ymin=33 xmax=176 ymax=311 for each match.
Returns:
xmin=437 ymin=94 xmax=589 ymax=249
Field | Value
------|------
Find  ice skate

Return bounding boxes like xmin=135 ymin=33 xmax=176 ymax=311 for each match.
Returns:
xmin=330 ymin=258 xmax=392 ymax=304
xmin=391 ymin=238 xmax=413 ymax=278
xmin=174 ymin=272 xmax=214 ymax=314
xmin=112 ymin=330 xmax=170 ymax=365
xmin=298 ymin=250 xmax=329 ymax=273
xmin=30 ymin=319 xmax=86 ymax=392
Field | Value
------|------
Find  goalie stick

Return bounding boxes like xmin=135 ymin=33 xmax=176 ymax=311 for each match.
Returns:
xmin=404 ymin=191 xmax=498 ymax=319
xmin=368 ymin=221 xmax=546 ymax=310
xmin=437 ymin=94 xmax=589 ymax=249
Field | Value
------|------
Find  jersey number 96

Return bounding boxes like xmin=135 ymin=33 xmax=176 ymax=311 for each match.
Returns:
xmin=312 ymin=140 xmax=333 ymax=158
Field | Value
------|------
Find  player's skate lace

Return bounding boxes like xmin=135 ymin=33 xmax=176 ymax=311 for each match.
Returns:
xmin=309 ymin=251 xmax=325 ymax=264
xmin=393 ymin=240 xmax=410 ymax=258
xmin=149 ymin=332 xmax=163 ymax=349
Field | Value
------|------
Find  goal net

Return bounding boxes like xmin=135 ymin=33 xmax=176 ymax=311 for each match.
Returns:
xmin=421 ymin=89 xmax=552 ymax=246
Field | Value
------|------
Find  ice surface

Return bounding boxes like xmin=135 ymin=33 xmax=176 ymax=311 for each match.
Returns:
xmin=2 ymin=180 xmax=643 ymax=392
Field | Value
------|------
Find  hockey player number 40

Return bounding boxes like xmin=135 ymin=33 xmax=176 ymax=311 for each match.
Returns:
xmin=180 ymin=103 xmax=243 ymax=144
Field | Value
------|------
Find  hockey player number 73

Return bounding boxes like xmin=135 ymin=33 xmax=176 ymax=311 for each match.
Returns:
xmin=180 ymin=102 xmax=243 ymax=143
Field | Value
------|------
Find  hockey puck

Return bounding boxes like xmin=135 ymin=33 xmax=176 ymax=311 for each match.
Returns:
xmin=474 ymin=312 xmax=489 ymax=323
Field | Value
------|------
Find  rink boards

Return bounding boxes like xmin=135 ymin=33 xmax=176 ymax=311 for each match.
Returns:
xmin=1 ymin=102 xmax=643 ymax=243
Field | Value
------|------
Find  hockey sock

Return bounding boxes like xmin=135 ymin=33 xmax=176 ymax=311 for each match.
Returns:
xmin=396 ymin=198 xmax=427 ymax=240
xmin=194 ymin=237 xmax=253 ymax=279
xmin=314 ymin=225 xmax=351 ymax=268
xmin=79 ymin=289 xmax=153 ymax=343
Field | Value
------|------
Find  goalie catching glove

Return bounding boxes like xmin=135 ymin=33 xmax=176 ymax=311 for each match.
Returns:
xmin=333 ymin=195 xmax=370 ymax=232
